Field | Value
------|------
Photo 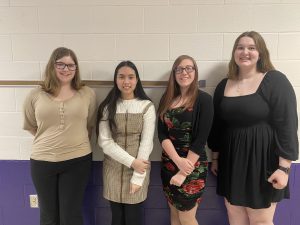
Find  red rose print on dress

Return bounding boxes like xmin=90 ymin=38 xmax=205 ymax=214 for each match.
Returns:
xmin=182 ymin=179 xmax=205 ymax=195
xmin=165 ymin=162 xmax=176 ymax=172
xmin=164 ymin=117 xmax=173 ymax=128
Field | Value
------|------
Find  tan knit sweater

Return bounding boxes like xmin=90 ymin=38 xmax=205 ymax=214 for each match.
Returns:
xmin=23 ymin=86 xmax=97 ymax=162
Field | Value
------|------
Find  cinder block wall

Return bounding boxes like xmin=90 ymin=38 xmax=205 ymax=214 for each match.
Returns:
xmin=0 ymin=0 xmax=300 ymax=225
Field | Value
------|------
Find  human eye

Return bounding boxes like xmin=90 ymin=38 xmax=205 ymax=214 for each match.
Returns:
xmin=117 ymin=74 xmax=124 ymax=79
xmin=236 ymin=46 xmax=244 ymax=50
xmin=67 ymin=64 xmax=77 ymax=71
xmin=249 ymin=46 xmax=257 ymax=51
xmin=55 ymin=62 xmax=65 ymax=69
xmin=186 ymin=66 xmax=194 ymax=73
xmin=175 ymin=67 xmax=183 ymax=74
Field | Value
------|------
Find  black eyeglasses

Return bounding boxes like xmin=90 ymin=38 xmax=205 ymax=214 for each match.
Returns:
xmin=174 ymin=66 xmax=195 ymax=74
xmin=55 ymin=62 xmax=77 ymax=71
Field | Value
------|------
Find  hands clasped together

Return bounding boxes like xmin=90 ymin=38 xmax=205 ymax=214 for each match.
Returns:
xmin=130 ymin=159 xmax=150 ymax=194
xmin=170 ymin=157 xmax=195 ymax=187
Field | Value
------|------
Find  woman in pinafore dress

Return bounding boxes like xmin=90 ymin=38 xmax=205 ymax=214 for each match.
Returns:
xmin=208 ymin=31 xmax=298 ymax=225
xmin=157 ymin=55 xmax=213 ymax=225
xmin=97 ymin=61 xmax=156 ymax=225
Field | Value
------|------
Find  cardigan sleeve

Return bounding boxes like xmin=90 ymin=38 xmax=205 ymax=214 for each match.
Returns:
xmin=260 ymin=70 xmax=298 ymax=161
xmin=131 ymin=103 xmax=156 ymax=186
xmin=157 ymin=96 xmax=169 ymax=143
xmin=190 ymin=90 xmax=214 ymax=156
xmin=98 ymin=108 xmax=135 ymax=168
xmin=207 ymin=79 xmax=227 ymax=152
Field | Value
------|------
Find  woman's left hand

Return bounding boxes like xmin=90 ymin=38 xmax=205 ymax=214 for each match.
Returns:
xmin=170 ymin=171 xmax=186 ymax=187
xmin=267 ymin=169 xmax=289 ymax=189
xmin=130 ymin=183 xmax=141 ymax=194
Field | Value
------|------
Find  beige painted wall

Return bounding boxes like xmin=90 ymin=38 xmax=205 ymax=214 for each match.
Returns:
xmin=0 ymin=0 xmax=299 ymax=162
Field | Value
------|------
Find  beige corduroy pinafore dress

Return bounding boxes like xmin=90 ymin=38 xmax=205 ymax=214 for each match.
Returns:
xmin=103 ymin=103 xmax=152 ymax=204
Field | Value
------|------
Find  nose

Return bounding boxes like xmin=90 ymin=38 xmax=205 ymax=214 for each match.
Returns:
xmin=182 ymin=68 xmax=188 ymax=74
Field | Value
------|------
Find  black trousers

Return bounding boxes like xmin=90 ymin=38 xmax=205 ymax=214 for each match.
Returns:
xmin=109 ymin=201 xmax=144 ymax=225
xmin=30 ymin=154 xmax=92 ymax=225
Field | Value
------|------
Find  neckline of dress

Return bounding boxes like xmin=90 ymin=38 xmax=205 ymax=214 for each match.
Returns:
xmin=223 ymin=71 xmax=268 ymax=98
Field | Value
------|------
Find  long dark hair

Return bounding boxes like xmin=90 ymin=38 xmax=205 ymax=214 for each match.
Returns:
xmin=96 ymin=61 xmax=151 ymax=136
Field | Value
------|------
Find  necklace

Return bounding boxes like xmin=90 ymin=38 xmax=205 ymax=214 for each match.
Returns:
xmin=235 ymin=72 xmax=265 ymax=96
xmin=236 ymin=79 xmax=242 ymax=95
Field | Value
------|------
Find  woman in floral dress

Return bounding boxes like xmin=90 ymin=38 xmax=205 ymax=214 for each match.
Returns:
xmin=157 ymin=55 xmax=213 ymax=225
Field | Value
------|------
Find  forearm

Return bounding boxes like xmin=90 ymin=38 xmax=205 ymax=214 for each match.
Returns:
xmin=162 ymin=139 xmax=180 ymax=163
xmin=211 ymin=152 xmax=219 ymax=160
xmin=279 ymin=157 xmax=292 ymax=167
xmin=186 ymin=150 xmax=200 ymax=164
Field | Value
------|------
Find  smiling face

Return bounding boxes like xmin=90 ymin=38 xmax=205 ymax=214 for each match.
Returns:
xmin=174 ymin=58 xmax=196 ymax=91
xmin=234 ymin=36 xmax=260 ymax=71
xmin=54 ymin=55 xmax=76 ymax=86
xmin=116 ymin=66 xmax=138 ymax=100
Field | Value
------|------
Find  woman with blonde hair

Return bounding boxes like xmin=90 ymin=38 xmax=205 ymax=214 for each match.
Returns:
xmin=23 ymin=47 xmax=96 ymax=225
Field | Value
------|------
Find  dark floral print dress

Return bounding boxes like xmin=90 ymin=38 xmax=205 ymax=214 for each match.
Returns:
xmin=161 ymin=107 xmax=208 ymax=211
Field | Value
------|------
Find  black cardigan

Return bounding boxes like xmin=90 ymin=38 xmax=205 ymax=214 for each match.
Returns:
xmin=157 ymin=90 xmax=214 ymax=158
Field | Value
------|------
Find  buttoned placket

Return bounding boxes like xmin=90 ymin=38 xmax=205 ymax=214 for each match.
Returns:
xmin=59 ymin=102 xmax=65 ymax=130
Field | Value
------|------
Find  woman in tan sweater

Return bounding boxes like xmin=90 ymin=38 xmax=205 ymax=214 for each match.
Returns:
xmin=97 ymin=61 xmax=156 ymax=225
xmin=23 ymin=47 xmax=96 ymax=225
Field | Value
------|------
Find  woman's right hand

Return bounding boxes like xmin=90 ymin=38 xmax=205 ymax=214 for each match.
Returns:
xmin=174 ymin=157 xmax=194 ymax=176
xmin=131 ymin=159 xmax=149 ymax=174
xmin=211 ymin=160 xmax=218 ymax=176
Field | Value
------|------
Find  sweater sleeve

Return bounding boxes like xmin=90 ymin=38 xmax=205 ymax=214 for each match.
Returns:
xmin=23 ymin=88 xmax=39 ymax=131
xmin=98 ymin=108 xmax=135 ymax=168
xmin=260 ymin=71 xmax=298 ymax=161
xmin=190 ymin=90 xmax=214 ymax=156
xmin=207 ymin=79 xmax=227 ymax=152
xmin=131 ymin=104 xmax=156 ymax=186
xmin=86 ymin=87 xmax=97 ymax=129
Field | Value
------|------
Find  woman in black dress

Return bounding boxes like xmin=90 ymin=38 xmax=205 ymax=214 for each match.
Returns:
xmin=208 ymin=31 xmax=298 ymax=225
xmin=157 ymin=55 xmax=213 ymax=225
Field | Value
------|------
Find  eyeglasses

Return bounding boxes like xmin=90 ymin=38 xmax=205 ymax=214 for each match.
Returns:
xmin=174 ymin=66 xmax=195 ymax=74
xmin=55 ymin=62 xmax=77 ymax=71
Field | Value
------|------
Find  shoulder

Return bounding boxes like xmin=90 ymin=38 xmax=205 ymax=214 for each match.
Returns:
xmin=78 ymin=86 xmax=96 ymax=102
xmin=137 ymin=99 xmax=155 ymax=111
xmin=215 ymin=78 xmax=228 ymax=91
xmin=79 ymin=85 xmax=95 ymax=96
xmin=263 ymin=70 xmax=293 ymax=89
xmin=196 ymin=90 xmax=213 ymax=104
xmin=26 ymin=86 xmax=44 ymax=101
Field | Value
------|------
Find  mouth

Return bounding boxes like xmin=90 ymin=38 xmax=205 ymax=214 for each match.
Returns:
xmin=179 ymin=77 xmax=190 ymax=80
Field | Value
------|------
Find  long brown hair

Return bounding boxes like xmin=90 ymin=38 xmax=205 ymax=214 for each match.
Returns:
xmin=158 ymin=55 xmax=199 ymax=119
xmin=41 ymin=47 xmax=83 ymax=95
xmin=228 ymin=31 xmax=275 ymax=79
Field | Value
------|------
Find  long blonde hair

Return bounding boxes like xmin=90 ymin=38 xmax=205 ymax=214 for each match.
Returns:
xmin=228 ymin=31 xmax=275 ymax=79
xmin=158 ymin=55 xmax=199 ymax=119
xmin=41 ymin=47 xmax=83 ymax=95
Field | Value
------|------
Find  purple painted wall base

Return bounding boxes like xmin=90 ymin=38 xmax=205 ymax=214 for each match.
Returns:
xmin=0 ymin=160 xmax=299 ymax=225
